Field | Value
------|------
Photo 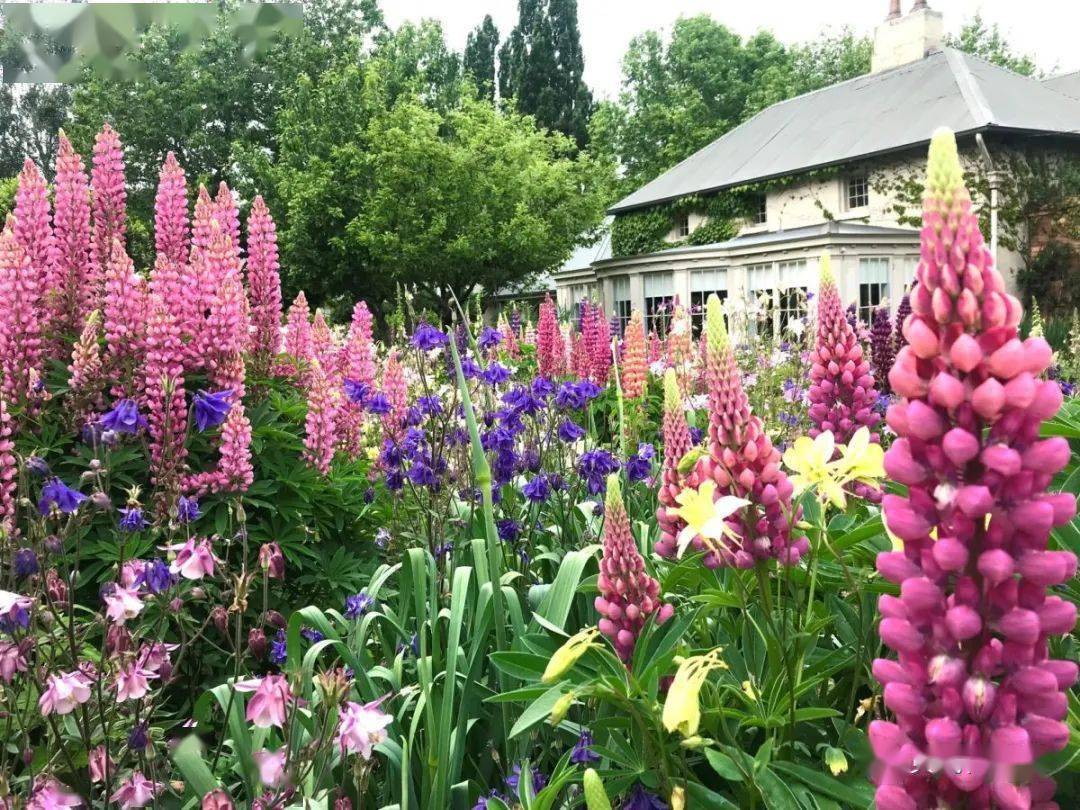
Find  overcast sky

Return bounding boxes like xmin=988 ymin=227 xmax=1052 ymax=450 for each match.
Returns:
xmin=381 ymin=0 xmax=1080 ymax=100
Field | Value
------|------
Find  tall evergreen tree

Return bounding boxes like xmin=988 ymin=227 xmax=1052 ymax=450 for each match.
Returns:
xmin=498 ymin=0 xmax=592 ymax=147
xmin=463 ymin=15 xmax=499 ymax=102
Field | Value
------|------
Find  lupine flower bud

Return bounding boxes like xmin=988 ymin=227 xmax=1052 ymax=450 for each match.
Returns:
xmin=872 ymin=129 xmax=1078 ymax=806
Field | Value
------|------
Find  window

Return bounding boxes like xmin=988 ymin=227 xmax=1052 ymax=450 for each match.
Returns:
xmin=858 ymin=258 xmax=890 ymax=323
xmin=644 ymin=273 xmax=675 ymax=335
xmin=747 ymin=263 xmax=776 ymax=340
xmin=612 ymin=277 xmax=631 ymax=337
xmin=753 ymin=195 xmax=767 ymax=225
xmin=847 ymin=175 xmax=869 ymax=209
xmin=676 ymin=213 xmax=691 ymax=238
xmin=777 ymin=260 xmax=811 ymax=338
xmin=690 ymin=268 xmax=728 ymax=336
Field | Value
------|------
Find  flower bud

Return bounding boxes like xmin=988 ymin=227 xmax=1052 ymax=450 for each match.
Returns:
xmin=248 ymin=628 xmax=268 ymax=660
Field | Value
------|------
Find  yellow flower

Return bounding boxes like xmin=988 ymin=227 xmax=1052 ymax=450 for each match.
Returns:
xmin=672 ymin=480 xmax=749 ymax=558
xmin=835 ymin=427 xmax=885 ymax=487
xmin=662 ymin=648 xmax=728 ymax=737
xmin=548 ymin=691 xmax=575 ymax=726
xmin=671 ymin=786 xmax=687 ymax=810
xmin=541 ymin=627 xmax=601 ymax=684
xmin=783 ymin=431 xmax=847 ymax=509
xmin=741 ymin=680 xmax=758 ymax=701
xmin=824 ymin=746 xmax=849 ymax=776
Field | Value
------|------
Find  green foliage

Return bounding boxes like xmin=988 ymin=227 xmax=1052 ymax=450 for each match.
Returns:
xmin=609 ymin=189 xmax=761 ymax=257
xmin=946 ymin=12 xmax=1039 ymax=76
xmin=499 ymin=0 xmax=593 ymax=148
xmin=1019 ymin=242 xmax=1080 ymax=321
xmin=0 ymin=175 xmax=18 ymax=221
xmin=0 ymin=85 xmax=71 ymax=176
xmin=464 ymin=14 xmax=500 ymax=102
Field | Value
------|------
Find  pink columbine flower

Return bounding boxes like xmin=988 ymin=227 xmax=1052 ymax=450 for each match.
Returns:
xmin=595 ymin=475 xmax=673 ymax=662
xmin=536 ymin=293 xmax=561 ymax=378
xmin=0 ymin=639 xmax=28 ymax=682
xmin=109 ymin=772 xmax=161 ymax=809
xmin=27 ymin=776 xmax=83 ymax=809
xmin=169 ymin=538 xmax=218 ymax=580
xmin=137 ymin=641 xmax=177 ymax=680
xmin=337 ymin=697 xmax=393 ymax=758
xmin=692 ymin=296 xmax=805 ymax=567
xmin=621 ymin=310 xmax=648 ymax=400
xmin=201 ymin=789 xmax=235 ymax=810
xmin=88 ymin=745 xmax=113 ymax=783
xmin=870 ymin=129 xmax=1078 ymax=808
xmin=103 ymin=584 xmax=144 ymax=625
xmin=39 ymin=670 xmax=93 ymax=715
xmin=114 ymin=662 xmax=153 ymax=702
xmin=252 ymin=748 xmax=287 ymax=788
xmin=237 ymin=674 xmax=293 ymax=728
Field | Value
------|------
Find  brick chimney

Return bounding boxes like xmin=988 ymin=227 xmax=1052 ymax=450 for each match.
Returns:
xmin=872 ymin=1 xmax=944 ymax=73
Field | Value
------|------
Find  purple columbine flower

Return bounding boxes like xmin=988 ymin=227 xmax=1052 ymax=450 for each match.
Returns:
xmin=192 ymin=390 xmax=233 ymax=432
xmin=625 ymin=451 xmax=652 ymax=483
xmin=417 ymin=395 xmax=443 ymax=416
xmin=689 ymin=426 xmax=704 ymax=445
xmin=375 ymin=528 xmax=391 ymax=548
xmin=505 ymin=764 xmax=547 ymax=795
xmin=101 ymin=398 xmax=147 ymax=434
xmin=141 ymin=559 xmax=174 ymax=594
xmin=176 ymin=496 xmax=200 ymax=524
xmin=13 ymin=548 xmax=38 ymax=579
xmin=531 ymin=377 xmax=555 ymax=399
xmin=558 ymin=420 xmax=585 ymax=443
xmin=555 ymin=382 xmax=586 ymax=410
xmin=482 ymin=362 xmax=512 ymax=386
xmin=578 ymin=449 xmax=620 ymax=495
xmin=26 ymin=456 xmax=49 ymax=478
xmin=460 ymin=356 xmax=481 ymax=379
xmin=477 ymin=326 xmax=503 ymax=350
xmin=570 ymin=729 xmax=600 ymax=764
xmin=118 ymin=506 xmax=148 ymax=532
xmin=128 ymin=721 xmax=150 ymax=751
xmin=411 ymin=323 xmax=450 ymax=351
xmin=523 ymin=474 xmax=551 ymax=503
xmin=269 ymin=629 xmax=287 ymax=665
xmin=496 ymin=519 xmax=520 ymax=542
xmin=622 ymin=783 xmax=668 ymax=810
xmin=343 ymin=379 xmax=370 ymax=405
xmin=434 ymin=542 xmax=454 ymax=560
xmin=344 ymin=592 xmax=375 ymax=619
xmin=38 ymin=478 xmax=88 ymax=515
xmin=366 ymin=392 xmax=392 ymax=415
xmin=301 ymin=626 xmax=325 ymax=643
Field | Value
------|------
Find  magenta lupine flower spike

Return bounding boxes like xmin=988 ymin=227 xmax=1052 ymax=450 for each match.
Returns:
xmin=191 ymin=184 xmax=215 ymax=258
xmin=381 ymin=349 xmax=408 ymax=444
xmin=213 ymin=181 xmax=241 ymax=258
xmin=693 ymin=295 xmax=805 ymax=568
xmin=68 ymin=310 xmax=106 ymax=424
xmin=303 ymin=360 xmax=338 ymax=475
xmin=870 ymin=129 xmax=1078 ymax=810
xmin=808 ymin=255 xmax=880 ymax=445
xmin=621 ymin=310 xmax=648 ymax=399
xmin=48 ymin=132 xmax=94 ymax=344
xmin=595 ymin=474 xmax=674 ymax=662
xmin=583 ymin=302 xmax=612 ymax=387
xmin=337 ymin=301 xmax=375 ymax=459
xmin=0 ymin=398 xmax=16 ymax=536
xmin=894 ymin=292 xmax=912 ymax=350
xmin=90 ymin=123 xmax=127 ymax=277
xmin=203 ymin=224 xmax=249 ymax=396
xmin=246 ymin=195 xmax=283 ymax=373
xmin=143 ymin=295 xmax=188 ymax=506
xmin=0 ymin=220 xmax=44 ymax=407
xmin=311 ymin=310 xmax=337 ymax=375
xmin=154 ymin=152 xmax=189 ymax=268
xmin=218 ymin=400 xmax=253 ymax=492
xmin=13 ymin=158 xmax=54 ymax=310
xmin=537 ymin=293 xmax=560 ymax=378
xmin=102 ymin=239 xmax=147 ymax=398
xmin=284 ymin=291 xmax=314 ymax=377
xmin=871 ymin=306 xmax=896 ymax=395
xmin=655 ymin=369 xmax=697 ymax=559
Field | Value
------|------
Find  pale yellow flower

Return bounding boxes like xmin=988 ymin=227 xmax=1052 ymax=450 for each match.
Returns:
xmin=783 ymin=431 xmax=848 ymax=509
xmin=662 ymin=648 xmax=728 ymax=737
xmin=541 ymin=627 xmax=601 ymax=684
xmin=672 ymin=480 xmax=749 ymax=558
xmin=835 ymin=427 xmax=885 ymax=488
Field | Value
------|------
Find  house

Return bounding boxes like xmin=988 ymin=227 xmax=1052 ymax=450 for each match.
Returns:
xmin=557 ymin=0 xmax=1080 ymax=338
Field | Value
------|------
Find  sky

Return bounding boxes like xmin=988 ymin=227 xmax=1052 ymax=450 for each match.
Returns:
xmin=381 ymin=0 xmax=1080 ymax=100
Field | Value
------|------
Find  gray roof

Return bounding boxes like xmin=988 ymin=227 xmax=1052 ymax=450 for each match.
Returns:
xmin=610 ymin=49 xmax=1080 ymax=214
xmin=1045 ymin=71 xmax=1080 ymax=101
xmin=492 ymin=221 xmax=612 ymax=298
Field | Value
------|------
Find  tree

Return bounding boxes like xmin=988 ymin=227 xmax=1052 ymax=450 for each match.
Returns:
xmin=0 ymin=85 xmax=71 ymax=177
xmin=947 ymin=12 xmax=1038 ymax=76
xmin=464 ymin=15 xmax=499 ymax=102
xmin=499 ymin=0 xmax=593 ymax=147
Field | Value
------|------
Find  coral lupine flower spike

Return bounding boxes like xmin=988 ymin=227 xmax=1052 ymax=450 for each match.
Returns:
xmin=595 ymin=474 xmax=673 ymax=662
xmin=693 ymin=294 xmax=806 ymax=568
xmin=870 ymin=129 xmax=1077 ymax=810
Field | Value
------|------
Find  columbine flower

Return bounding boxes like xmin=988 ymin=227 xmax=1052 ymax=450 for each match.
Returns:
xmin=570 ymin=729 xmax=600 ymax=764
xmin=558 ymin=420 xmax=585 ymax=443
xmin=192 ymin=389 xmax=232 ymax=432
xmin=88 ymin=745 xmax=113 ymax=783
xmin=38 ymin=478 xmax=88 ymax=515
xmin=114 ymin=662 xmax=154 ymax=701
xmin=622 ymin=783 xmax=668 ymax=810
xmin=27 ymin=777 xmax=83 ymax=808
xmin=39 ymin=670 xmax=93 ymax=715
xmin=337 ymin=697 xmax=393 ymax=758
xmin=127 ymin=721 xmax=149 ymax=751
xmin=625 ymin=443 xmax=655 ymax=482
xmin=13 ymin=548 xmax=38 ymax=579
xmin=103 ymin=584 xmax=144 ymax=625
xmin=0 ymin=589 xmax=32 ymax=629
xmin=169 ymin=538 xmax=217 ymax=580
xmin=344 ymin=592 xmax=375 ymax=619
xmin=578 ymin=449 xmax=620 ymax=495
xmin=110 ymin=772 xmax=161 ymax=808
xmin=365 ymin=392 xmax=391 ymax=415
xmin=662 ymin=648 xmax=728 ymax=737
xmin=782 ymin=427 xmax=884 ymax=509
xmin=118 ymin=506 xmax=148 ymax=532
xmin=0 ymin=640 xmax=29 ymax=682
xmin=236 ymin=674 xmax=292 ymax=728
xmin=410 ymin=322 xmax=449 ymax=351
xmin=478 ymin=326 xmax=503 ymax=350
xmin=258 ymin=542 xmax=285 ymax=579
xmin=672 ymin=480 xmax=749 ymax=559
xmin=523 ymin=474 xmax=551 ymax=503
xmin=140 ymin=559 xmax=174 ymax=594
xmin=481 ymin=362 xmax=511 ymax=386
xmin=542 ymin=627 xmax=601 ymax=683
xmin=506 ymin=763 xmax=547 ymax=795
xmin=176 ymin=495 xmax=200 ymax=523
xmin=343 ymin=378 xmax=370 ymax=405
xmin=269 ymin=630 xmax=287 ymax=665
xmin=253 ymin=748 xmax=287 ymax=788
xmin=101 ymin=398 xmax=147 ymax=434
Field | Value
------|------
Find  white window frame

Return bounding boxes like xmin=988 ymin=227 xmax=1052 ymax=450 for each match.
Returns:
xmin=846 ymin=175 xmax=869 ymax=210
xmin=858 ymin=257 xmax=890 ymax=323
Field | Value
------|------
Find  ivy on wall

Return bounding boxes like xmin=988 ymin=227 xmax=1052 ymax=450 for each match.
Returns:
xmin=610 ymin=189 xmax=758 ymax=258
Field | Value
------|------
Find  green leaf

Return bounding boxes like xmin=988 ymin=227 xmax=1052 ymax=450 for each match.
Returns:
xmin=508 ymin=684 xmax=568 ymax=739
xmin=704 ymin=748 xmax=746 ymax=782
xmin=770 ymin=761 xmax=874 ymax=807
xmin=171 ymin=735 xmax=219 ymax=797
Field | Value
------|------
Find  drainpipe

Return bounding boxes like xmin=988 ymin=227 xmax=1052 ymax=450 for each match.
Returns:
xmin=976 ymin=133 xmax=1005 ymax=259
